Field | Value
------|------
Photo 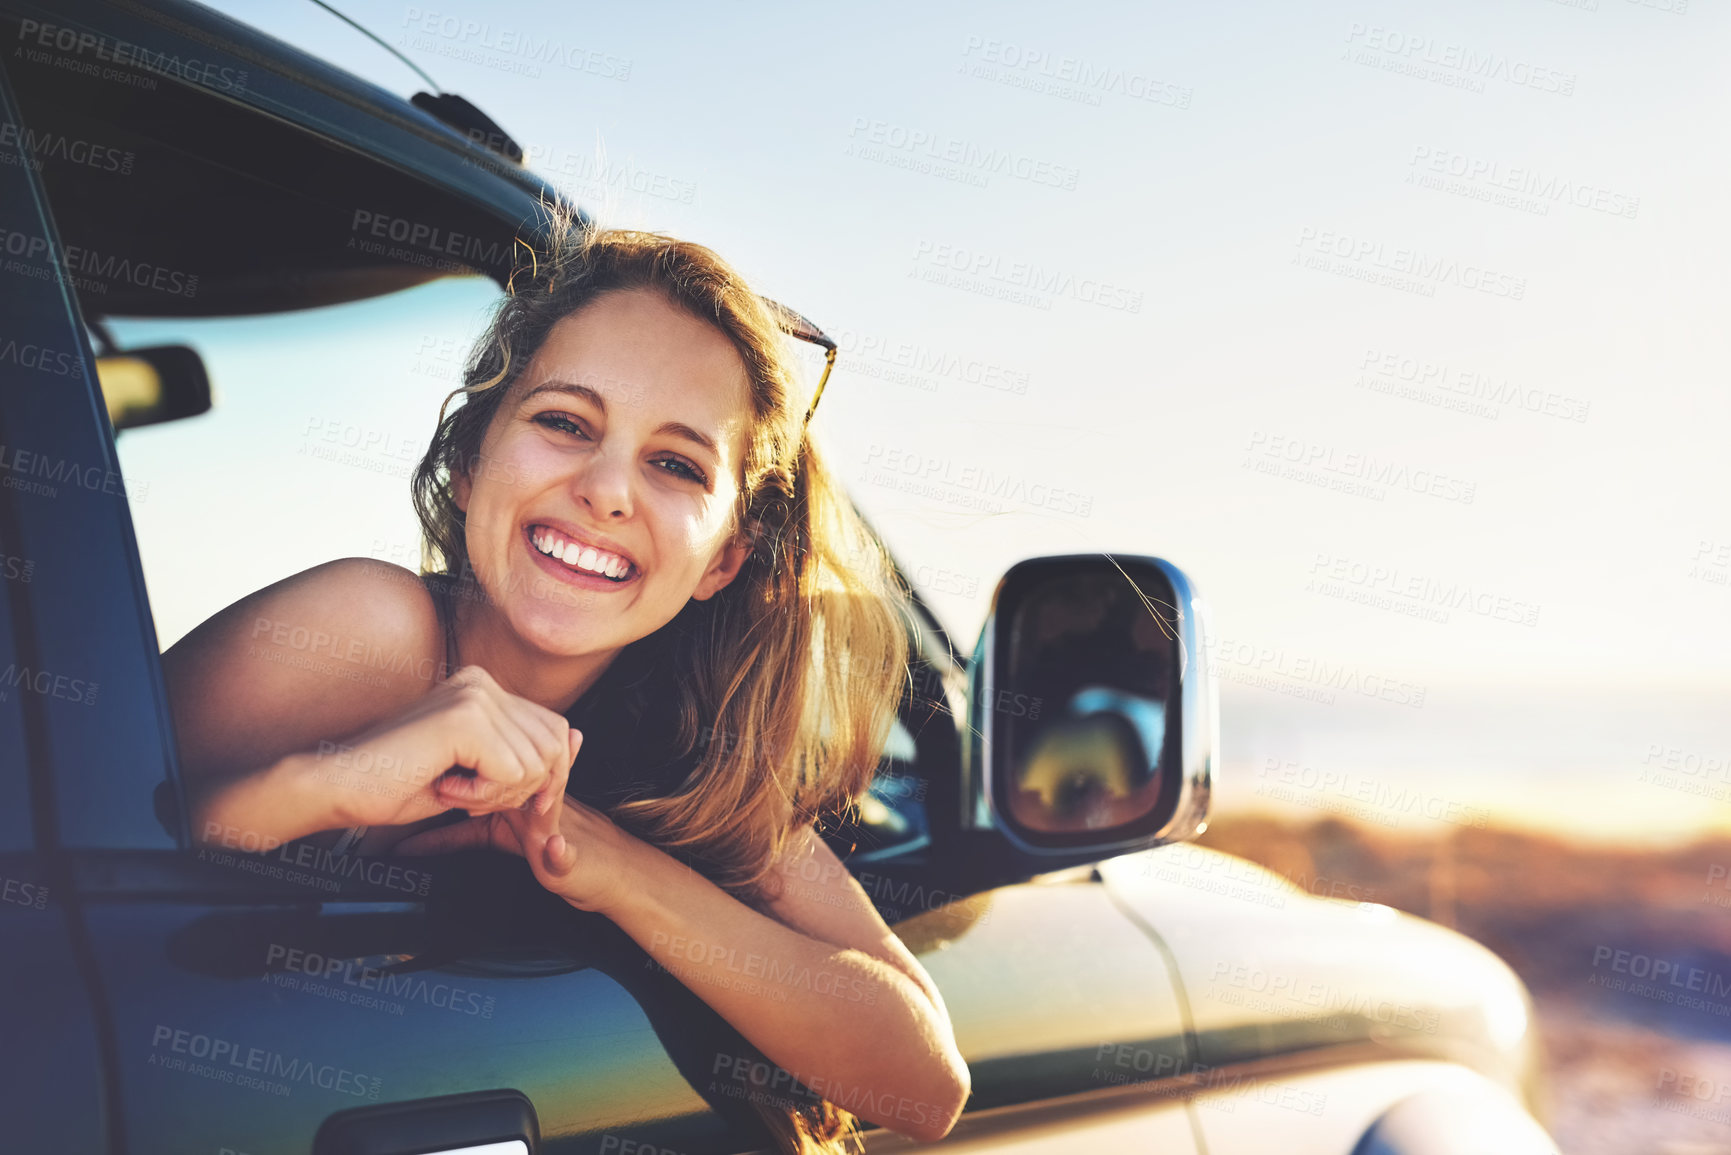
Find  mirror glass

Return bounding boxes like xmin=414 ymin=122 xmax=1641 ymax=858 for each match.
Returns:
xmin=97 ymin=344 xmax=212 ymax=432
xmin=992 ymin=561 xmax=1182 ymax=842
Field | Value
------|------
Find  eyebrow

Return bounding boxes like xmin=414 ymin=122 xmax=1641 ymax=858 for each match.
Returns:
xmin=521 ymin=379 xmax=720 ymax=458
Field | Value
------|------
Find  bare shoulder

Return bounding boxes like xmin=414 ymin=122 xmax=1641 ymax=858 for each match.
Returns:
xmin=163 ymin=558 xmax=446 ymax=780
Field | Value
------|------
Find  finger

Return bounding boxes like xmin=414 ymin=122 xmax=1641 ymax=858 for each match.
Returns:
xmin=434 ymin=767 xmax=494 ymax=803
xmin=500 ymin=691 xmax=570 ymax=773
xmin=528 ymin=747 xmax=573 ymax=856
xmin=473 ymin=691 xmax=543 ymax=811
xmin=445 ymin=693 xmax=535 ymax=813
xmin=492 ymin=692 xmax=569 ymax=806
xmin=392 ymin=815 xmax=494 ymax=856
xmin=435 ymin=771 xmax=531 ymax=824
xmin=542 ymin=833 xmax=577 ymax=877
xmin=534 ymin=729 xmax=581 ymax=817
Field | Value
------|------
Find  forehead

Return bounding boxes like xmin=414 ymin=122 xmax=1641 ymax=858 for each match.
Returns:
xmin=514 ymin=288 xmax=753 ymax=435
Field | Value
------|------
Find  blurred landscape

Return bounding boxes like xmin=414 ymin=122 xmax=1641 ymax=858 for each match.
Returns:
xmin=1197 ymin=813 xmax=1731 ymax=1155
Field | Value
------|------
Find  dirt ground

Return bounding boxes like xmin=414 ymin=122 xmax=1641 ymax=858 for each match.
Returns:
xmin=1196 ymin=815 xmax=1731 ymax=1155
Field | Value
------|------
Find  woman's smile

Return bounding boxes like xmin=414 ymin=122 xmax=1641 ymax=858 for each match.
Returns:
xmin=524 ymin=521 xmax=642 ymax=587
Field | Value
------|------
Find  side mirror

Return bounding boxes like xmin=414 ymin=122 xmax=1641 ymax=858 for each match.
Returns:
xmin=965 ymin=554 xmax=1215 ymax=859
xmin=96 ymin=345 xmax=212 ymax=433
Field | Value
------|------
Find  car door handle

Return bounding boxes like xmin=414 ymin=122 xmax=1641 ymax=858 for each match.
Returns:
xmin=314 ymin=1088 xmax=541 ymax=1155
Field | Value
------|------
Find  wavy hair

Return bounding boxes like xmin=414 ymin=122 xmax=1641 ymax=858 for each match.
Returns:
xmin=411 ymin=205 xmax=912 ymax=1154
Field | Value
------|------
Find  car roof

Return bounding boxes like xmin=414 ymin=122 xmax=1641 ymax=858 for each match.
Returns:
xmin=112 ymin=0 xmax=559 ymax=201
xmin=10 ymin=0 xmax=579 ymax=316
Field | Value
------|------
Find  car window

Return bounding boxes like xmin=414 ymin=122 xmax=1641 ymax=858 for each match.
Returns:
xmin=852 ymin=715 xmax=930 ymax=857
xmin=107 ymin=276 xmax=504 ymax=650
xmin=111 ymin=279 xmax=943 ymax=863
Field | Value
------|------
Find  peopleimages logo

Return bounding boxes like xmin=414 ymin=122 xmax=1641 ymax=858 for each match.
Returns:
xmin=15 ymin=19 xmax=250 ymax=95
xmin=1407 ymin=146 xmax=1639 ymax=220
xmin=0 ymin=662 xmax=98 ymax=706
xmin=1356 ymin=347 xmax=1590 ymax=424
xmin=399 ymin=8 xmax=632 ymax=80
xmin=1243 ymin=430 xmax=1477 ymax=505
xmin=1590 ymin=946 xmax=1731 ymax=1007
xmin=958 ymin=36 xmax=1193 ymax=109
xmin=1206 ymin=634 xmax=1428 ymax=708
xmin=1342 ymin=23 xmax=1576 ymax=96
xmin=349 ymin=210 xmax=514 ymax=269
xmin=910 ymin=240 xmax=1144 ymax=313
xmin=1294 ymin=227 xmax=1526 ymax=301
xmin=264 ymin=944 xmax=495 ymax=1018
xmin=845 ymin=116 xmax=1081 ymax=190
xmin=0 ymin=121 xmax=135 ymax=174
xmin=0 ymin=337 xmax=82 ymax=380
xmin=0 ymin=226 xmax=197 ymax=299
xmin=861 ymin=442 xmax=1095 ymax=517
xmin=199 ymin=820 xmax=433 ymax=897
xmin=149 ymin=1025 xmax=380 ymax=1099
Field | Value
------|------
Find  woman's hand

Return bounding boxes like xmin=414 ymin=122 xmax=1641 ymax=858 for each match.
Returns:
xmin=390 ymin=766 xmax=630 ymax=915
xmin=296 ymin=664 xmax=582 ymax=832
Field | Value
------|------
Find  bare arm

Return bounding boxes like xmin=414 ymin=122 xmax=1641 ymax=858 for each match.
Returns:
xmin=163 ymin=558 xmax=568 ymax=850
xmin=614 ymin=828 xmax=971 ymax=1143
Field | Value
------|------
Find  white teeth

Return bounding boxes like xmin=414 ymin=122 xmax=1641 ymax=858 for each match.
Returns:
xmin=532 ymin=526 xmax=631 ymax=580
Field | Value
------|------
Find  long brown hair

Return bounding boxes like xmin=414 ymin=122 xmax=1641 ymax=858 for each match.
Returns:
xmin=411 ymin=204 xmax=911 ymax=1153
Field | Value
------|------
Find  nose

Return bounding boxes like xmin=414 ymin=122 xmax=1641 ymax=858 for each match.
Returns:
xmin=570 ymin=441 xmax=634 ymax=520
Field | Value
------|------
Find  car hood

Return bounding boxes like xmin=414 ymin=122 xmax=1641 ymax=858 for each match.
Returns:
xmin=1094 ymin=843 xmax=1545 ymax=1112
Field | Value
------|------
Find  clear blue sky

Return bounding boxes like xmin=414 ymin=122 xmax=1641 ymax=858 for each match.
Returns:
xmin=116 ymin=0 xmax=1731 ymax=842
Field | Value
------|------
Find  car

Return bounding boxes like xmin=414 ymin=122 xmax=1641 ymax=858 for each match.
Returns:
xmin=0 ymin=1 xmax=1559 ymax=1151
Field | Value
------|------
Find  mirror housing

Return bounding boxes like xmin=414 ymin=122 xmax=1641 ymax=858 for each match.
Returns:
xmin=96 ymin=344 xmax=212 ymax=433
xmin=964 ymin=554 xmax=1215 ymax=860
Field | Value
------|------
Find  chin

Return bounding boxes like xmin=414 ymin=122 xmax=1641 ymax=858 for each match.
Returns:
xmin=507 ymin=594 xmax=609 ymax=656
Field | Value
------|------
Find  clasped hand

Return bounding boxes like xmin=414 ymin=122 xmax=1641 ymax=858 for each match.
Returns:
xmin=391 ymin=760 xmax=623 ymax=914
xmin=316 ymin=663 xmax=619 ymax=912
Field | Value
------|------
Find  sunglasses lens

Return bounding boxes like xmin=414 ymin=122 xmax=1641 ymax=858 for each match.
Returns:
xmin=764 ymin=296 xmax=835 ymax=426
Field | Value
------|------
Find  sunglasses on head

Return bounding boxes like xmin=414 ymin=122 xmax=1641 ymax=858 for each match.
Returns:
xmin=761 ymin=298 xmax=837 ymax=430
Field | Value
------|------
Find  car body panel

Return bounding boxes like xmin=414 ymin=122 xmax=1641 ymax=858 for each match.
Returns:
xmin=80 ymin=899 xmax=751 ymax=1155
xmin=0 ymin=897 xmax=111 ymax=1150
xmin=76 ymin=867 xmax=1192 ymax=1154
xmin=1187 ymin=1060 xmax=1553 ymax=1155
xmin=858 ymin=1088 xmax=1199 ymax=1153
xmin=892 ymin=877 xmax=1190 ymax=1110
xmin=1096 ymin=846 xmax=1545 ymax=1114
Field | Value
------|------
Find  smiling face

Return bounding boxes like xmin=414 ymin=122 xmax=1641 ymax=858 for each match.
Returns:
xmin=451 ymin=286 xmax=757 ymax=660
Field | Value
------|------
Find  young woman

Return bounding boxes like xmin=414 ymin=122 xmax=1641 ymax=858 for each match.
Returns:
xmin=162 ymin=212 xmax=970 ymax=1151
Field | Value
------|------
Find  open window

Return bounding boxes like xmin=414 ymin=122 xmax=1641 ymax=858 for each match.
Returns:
xmin=1 ymin=0 xmax=545 ymax=851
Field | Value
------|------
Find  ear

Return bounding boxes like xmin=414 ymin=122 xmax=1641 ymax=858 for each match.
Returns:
xmin=451 ymin=464 xmax=472 ymax=514
xmin=691 ymin=530 xmax=752 ymax=601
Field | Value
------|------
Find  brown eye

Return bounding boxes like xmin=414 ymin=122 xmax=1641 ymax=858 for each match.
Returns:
xmin=657 ymin=457 xmax=708 ymax=485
